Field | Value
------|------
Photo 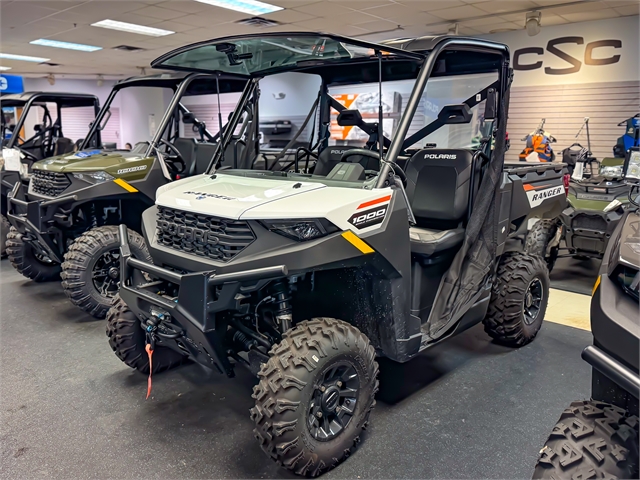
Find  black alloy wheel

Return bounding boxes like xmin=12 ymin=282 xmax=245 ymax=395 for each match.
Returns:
xmin=91 ymin=249 xmax=121 ymax=298
xmin=308 ymin=362 xmax=360 ymax=441
xmin=523 ymin=278 xmax=543 ymax=326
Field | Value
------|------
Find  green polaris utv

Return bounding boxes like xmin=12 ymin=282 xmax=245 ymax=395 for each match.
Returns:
xmin=6 ymin=72 xmax=246 ymax=318
xmin=1 ymin=92 xmax=101 ymax=256
xmin=525 ymin=117 xmax=637 ymax=271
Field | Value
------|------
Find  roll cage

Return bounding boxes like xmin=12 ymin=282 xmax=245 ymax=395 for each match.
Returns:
xmin=151 ymin=33 xmax=510 ymax=187
xmin=1 ymin=92 xmax=100 ymax=156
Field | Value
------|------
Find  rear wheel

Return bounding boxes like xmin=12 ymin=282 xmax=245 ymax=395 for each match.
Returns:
xmin=61 ymin=225 xmax=151 ymax=319
xmin=483 ymin=252 xmax=549 ymax=347
xmin=251 ymin=318 xmax=379 ymax=477
xmin=524 ymin=219 xmax=560 ymax=272
xmin=1 ymin=214 xmax=11 ymax=258
xmin=533 ymin=400 xmax=639 ymax=479
xmin=6 ymin=227 xmax=61 ymax=282
xmin=106 ymin=296 xmax=188 ymax=374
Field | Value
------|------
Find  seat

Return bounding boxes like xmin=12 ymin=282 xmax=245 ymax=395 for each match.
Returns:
xmin=53 ymin=137 xmax=73 ymax=156
xmin=405 ymin=149 xmax=474 ymax=257
xmin=194 ymin=142 xmax=218 ymax=174
xmin=173 ymin=137 xmax=197 ymax=175
xmin=409 ymin=227 xmax=465 ymax=256
xmin=313 ymin=145 xmax=361 ymax=176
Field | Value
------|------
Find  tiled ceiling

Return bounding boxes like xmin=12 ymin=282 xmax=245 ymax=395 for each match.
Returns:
xmin=0 ymin=0 xmax=638 ymax=78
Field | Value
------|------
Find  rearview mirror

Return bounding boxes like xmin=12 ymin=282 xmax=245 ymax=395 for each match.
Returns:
xmin=484 ymin=88 xmax=497 ymax=120
xmin=622 ymin=147 xmax=640 ymax=185
xmin=438 ymin=104 xmax=472 ymax=125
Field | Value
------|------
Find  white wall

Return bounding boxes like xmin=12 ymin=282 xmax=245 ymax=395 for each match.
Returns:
xmin=259 ymin=72 xmax=322 ymax=118
xmin=483 ymin=15 xmax=639 ymax=87
xmin=118 ymin=86 xmax=171 ymax=147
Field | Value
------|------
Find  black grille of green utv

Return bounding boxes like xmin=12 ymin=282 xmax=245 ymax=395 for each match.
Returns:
xmin=573 ymin=213 xmax=607 ymax=232
xmin=156 ymin=207 xmax=255 ymax=262
xmin=31 ymin=170 xmax=71 ymax=197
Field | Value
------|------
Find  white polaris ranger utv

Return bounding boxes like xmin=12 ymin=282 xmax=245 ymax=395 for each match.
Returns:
xmin=107 ymin=33 xmax=567 ymax=476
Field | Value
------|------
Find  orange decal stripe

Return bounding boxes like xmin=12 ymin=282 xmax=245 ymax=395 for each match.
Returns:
xmin=523 ymin=184 xmax=551 ymax=191
xmin=358 ymin=195 xmax=392 ymax=210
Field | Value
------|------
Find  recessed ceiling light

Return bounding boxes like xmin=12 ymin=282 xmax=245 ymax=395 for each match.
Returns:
xmin=0 ymin=66 xmax=11 ymax=71
xmin=194 ymin=0 xmax=283 ymax=15
xmin=0 ymin=53 xmax=50 ymax=63
xmin=91 ymin=19 xmax=174 ymax=37
xmin=30 ymin=39 xmax=102 ymax=52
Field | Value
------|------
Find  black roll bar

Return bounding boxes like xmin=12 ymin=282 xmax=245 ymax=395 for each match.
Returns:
xmin=376 ymin=37 xmax=510 ymax=188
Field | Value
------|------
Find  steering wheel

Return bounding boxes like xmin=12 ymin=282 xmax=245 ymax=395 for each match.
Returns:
xmin=294 ymin=146 xmax=318 ymax=173
xmin=159 ymin=139 xmax=186 ymax=174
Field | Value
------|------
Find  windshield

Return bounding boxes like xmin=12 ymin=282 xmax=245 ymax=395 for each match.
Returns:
xmin=154 ymin=34 xmax=420 ymax=77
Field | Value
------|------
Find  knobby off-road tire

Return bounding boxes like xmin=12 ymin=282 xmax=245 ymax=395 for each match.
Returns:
xmin=251 ymin=318 xmax=379 ymax=477
xmin=533 ymin=400 xmax=639 ymax=479
xmin=1 ymin=214 xmax=11 ymax=258
xmin=61 ymin=225 xmax=151 ymax=319
xmin=106 ymin=296 xmax=188 ymax=374
xmin=483 ymin=252 xmax=549 ymax=347
xmin=6 ymin=226 xmax=61 ymax=282
xmin=525 ymin=219 xmax=560 ymax=272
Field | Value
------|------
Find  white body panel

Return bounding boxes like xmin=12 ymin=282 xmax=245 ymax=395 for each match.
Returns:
xmin=155 ymin=173 xmax=394 ymax=233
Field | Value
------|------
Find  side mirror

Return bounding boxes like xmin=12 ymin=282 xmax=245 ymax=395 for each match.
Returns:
xmin=336 ymin=109 xmax=363 ymax=127
xmin=484 ymin=88 xmax=497 ymax=120
xmin=622 ymin=147 xmax=640 ymax=185
xmin=182 ymin=112 xmax=196 ymax=124
xmin=438 ymin=104 xmax=472 ymax=124
xmin=33 ymin=124 xmax=42 ymax=132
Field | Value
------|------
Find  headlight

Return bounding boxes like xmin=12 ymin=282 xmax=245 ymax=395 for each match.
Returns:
xmin=626 ymin=150 xmax=640 ymax=182
xmin=73 ymin=171 xmax=114 ymax=184
xmin=600 ymin=164 xmax=623 ymax=180
xmin=261 ymin=218 xmax=339 ymax=241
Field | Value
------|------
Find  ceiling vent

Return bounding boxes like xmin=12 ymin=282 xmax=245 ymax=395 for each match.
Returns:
xmin=40 ymin=62 xmax=61 ymax=67
xmin=112 ymin=45 xmax=145 ymax=52
xmin=236 ymin=17 xmax=281 ymax=28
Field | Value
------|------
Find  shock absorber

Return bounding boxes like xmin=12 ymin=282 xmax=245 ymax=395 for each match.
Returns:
xmin=271 ymin=280 xmax=292 ymax=332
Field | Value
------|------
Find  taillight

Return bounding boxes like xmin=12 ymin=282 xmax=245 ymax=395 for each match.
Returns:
xmin=563 ymin=174 xmax=570 ymax=196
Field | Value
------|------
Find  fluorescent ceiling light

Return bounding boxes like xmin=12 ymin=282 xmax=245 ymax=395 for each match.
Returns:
xmin=91 ymin=19 xmax=174 ymax=37
xmin=194 ymin=0 xmax=283 ymax=15
xmin=30 ymin=39 xmax=102 ymax=52
xmin=0 ymin=53 xmax=50 ymax=63
xmin=0 ymin=66 xmax=11 ymax=71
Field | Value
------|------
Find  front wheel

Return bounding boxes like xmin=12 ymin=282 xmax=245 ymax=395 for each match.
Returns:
xmin=1 ymin=214 xmax=10 ymax=258
xmin=533 ymin=400 xmax=639 ymax=479
xmin=483 ymin=252 xmax=549 ymax=347
xmin=6 ymin=227 xmax=61 ymax=282
xmin=61 ymin=225 xmax=151 ymax=319
xmin=251 ymin=318 xmax=379 ymax=477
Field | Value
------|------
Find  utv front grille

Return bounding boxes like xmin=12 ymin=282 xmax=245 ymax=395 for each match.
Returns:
xmin=31 ymin=170 xmax=71 ymax=197
xmin=156 ymin=207 xmax=255 ymax=262
xmin=573 ymin=213 xmax=607 ymax=232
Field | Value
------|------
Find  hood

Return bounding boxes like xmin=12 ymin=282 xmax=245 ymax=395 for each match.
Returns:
xmin=155 ymin=173 xmax=326 ymax=219
xmin=33 ymin=149 xmax=149 ymax=173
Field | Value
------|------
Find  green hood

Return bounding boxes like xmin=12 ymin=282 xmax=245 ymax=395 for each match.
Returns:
xmin=600 ymin=157 xmax=624 ymax=167
xmin=32 ymin=149 xmax=155 ymax=181
xmin=568 ymin=192 xmax=629 ymax=211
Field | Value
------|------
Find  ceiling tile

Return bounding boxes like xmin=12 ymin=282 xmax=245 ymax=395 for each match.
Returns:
xmin=604 ymin=0 xmax=640 ymax=6
xmin=404 ymin=0 xmax=468 ymax=11
xmin=292 ymin=17 xmax=350 ymax=29
xmin=109 ymin=13 xmax=165 ymax=26
xmin=426 ymin=4 xmax=489 ymax=20
xmin=264 ymin=8 xmax=316 ymax=23
xmin=349 ymin=0 xmax=399 ymax=9
xmin=155 ymin=1 xmax=214 ymax=14
xmin=614 ymin=4 xmax=639 ymax=15
xmin=175 ymin=10 xmax=245 ymax=26
xmin=474 ymin=0 xmax=539 ymax=14
xmin=148 ymin=19 xmax=197 ymax=32
xmin=545 ymin=1 xmax=614 ymax=15
xmin=354 ymin=18 xmax=400 ymax=31
xmin=470 ymin=20 xmax=521 ymax=33
xmin=559 ymin=7 xmax=621 ymax=22
xmin=0 ymin=2 xmax=64 ymax=26
xmin=359 ymin=3 xmax=443 ymax=23
xmin=130 ymin=5 xmax=190 ymax=20
xmin=269 ymin=0 xmax=321 ymax=6
xmin=292 ymin=1 xmax=355 ymax=16
xmin=63 ymin=1 xmax=152 ymax=18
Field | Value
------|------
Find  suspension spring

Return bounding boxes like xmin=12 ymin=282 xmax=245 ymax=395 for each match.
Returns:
xmin=271 ymin=280 xmax=292 ymax=332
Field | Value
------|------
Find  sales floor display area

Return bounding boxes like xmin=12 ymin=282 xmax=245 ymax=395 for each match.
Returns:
xmin=0 ymin=264 xmax=592 ymax=479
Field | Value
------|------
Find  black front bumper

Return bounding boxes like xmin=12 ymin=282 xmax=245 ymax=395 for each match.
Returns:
xmin=7 ymin=180 xmax=77 ymax=263
xmin=561 ymin=206 xmax=624 ymax=257
xmin=117 ymin=225 xmax=289 ymax=376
